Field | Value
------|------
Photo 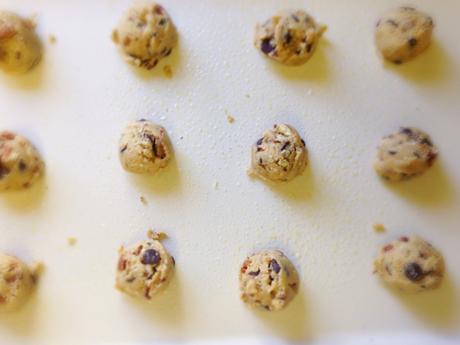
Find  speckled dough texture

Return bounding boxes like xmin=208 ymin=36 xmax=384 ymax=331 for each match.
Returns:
xmin=239 ymin=250 xmax=299 ymax=311
xmin=374 ymin=127 xmax=438 ymax=182
xmin=254 ymin=9 xmax=326 ymax=66
xmin=0 ymin=131 xmax=44 ymax=191
xmin=112 ymin=1 xmax=177 ymax=70
xmin=116 ymin=231 xmax=175 ymax=300
xmin=249 ymin=124 xmax=308 ymax=182
xmin=0 ymin=253 xmax=36 ymax=312
xmin=0 ymin=11 xmax=42 ymax=73
xmin=375 ymin=7 xmax=434 ymax=64
xmin=374 ymin=236 xmax=445 ymax=293
xmin=119 ymin=120 xmax=172 ymax=175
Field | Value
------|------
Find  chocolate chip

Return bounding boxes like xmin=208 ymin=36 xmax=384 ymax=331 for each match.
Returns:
xmin=159 ymin=18 xmax=166 ymax=25
xmin=270 ymin=259 xmax=281 ymax=274
xmin=248 ymin=269 xmax=260 ymax=276
xmin=405 ymin=262 xmax=424 ymax=282
xmin=376 ymin=20 xmax=381 ymax=27
xmin=301 ymin=139 xmax=306 ymax=146
xmin=118 ymin=257 xmax=127 ymax=271
xmin=306 ymin=44 xmax=313 ymax=53
xmin=141 ymin=249 xmax=161 ymax=265
xmin=281 ymin=142 xmax=290 ymax=151
xmin=383 ymin=244 xmax=393 ymax=252
xmin=284 ymin=31 xmax=292 ymax=44
xmin=261 ymin=38 xmax=275 ymax=54
xmin=400 ymin=127 xmax=413 ymax=135
xmin=120 ymin=145 xmax=128 ymax=153
xmin=0 ymin=163 xmax=9 ymax=179
xmin=138 ymin=118 xmax=147 ymax=122
xmin=15 ymin=51 xmax=21 ymax=60
xmin=291 ymin=14 xmax=299 ymax=22
xmin=413 ymin=151 xmax=421 ymax=158
xmin=386 ymin=19 xmax=398 ymax=27
xmin=256 ymin=138 xmax=263 ymax=146
xmin=164 ymin=48 xmax=172 ymax=56
xmin=388 ymin=150 xmax=397 ymax=155
xmin=18 ymin=161 xmax=27 ymax=171
xmin=420 ymin=137 xmax=433 ymax=146
xmin=400 ymin=236 xmax=409 ymax=242
xmin=126 ymin=276 xmax=136 ymax=283
xmin=393 ymin=60 xmax=402 ymax=65
xmin=408 ymin=38 xmax=417 ymax=47
xmin=427 ymin=151 xmax=437 ymax=165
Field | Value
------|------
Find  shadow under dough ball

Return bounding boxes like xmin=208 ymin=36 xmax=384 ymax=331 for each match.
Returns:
xmin=0 ymin=253 xmax=37 ymax=312
xmin=112 ymin=1 xmax=177 ymax=70
xmin=0 ymin=11 xmax=42 ymax=74
xmin=116 ymin=231 xmax=175 ymax=300
xmin=374 ymin=127 xmax=438 ymax=182
xmin=0 ymin=131 xmax=44 ymax=191
xmin=254 ymin=9 xmax=326 ymax=66
xmin=119 ymin=119 xmax=172 ymax=175
xmin=375 ymin=6 xmax=434 ymax=64
xmin=249 ymin=124 xmax=308 ymax=183
xmin=374 ymin=235 xmax=445 ymax=293
xmin=239 ymin=250 xmax=299 ymax=311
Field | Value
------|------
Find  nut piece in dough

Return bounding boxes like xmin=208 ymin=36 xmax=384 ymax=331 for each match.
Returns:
xmin=374 ymin=127 xmax=438 ymax=182
xmin=254 ymin=9 xmax=326 ymax=66
xmin=374 ymin=235 xmax=445 ymax=293
xmin=375 ymin=7 xmax=434 ymax=64
xmin=239 ymin=250 xmax=299 ymax=311
xmin=116 ymin=231 xmax=175 ymax=300
xmin=249 ymin=124 xmax=308 ymax=182
xmin=0 ymin=131 xmax=44 ymax=191
xmin=119 ymin=120 xmax=172 ymax=175
xmin=0 ymin=253 xmax=37 ymax=312
xmin=112 ymin=2 xmax=177 ymax=70
xmin=0 ymin=11 xmax=42 ymax=73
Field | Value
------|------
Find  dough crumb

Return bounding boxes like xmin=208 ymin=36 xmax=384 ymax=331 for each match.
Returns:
xmin=140 ymin=195 xmax=148 ymax=205
xmin=373 ymin=223 xmax=386 ymax=233
xmin=226 ymin=115 xmax=235 ymax=124
xmin=163 ymin=65 xmax=173 ymax=78
xmin=147 ymin=229 xmax=167 ymax=241
xmin=67 ymin=237 xmax=77 ymax=246
xmin=48 ymin=34 xmax=56 ymax=44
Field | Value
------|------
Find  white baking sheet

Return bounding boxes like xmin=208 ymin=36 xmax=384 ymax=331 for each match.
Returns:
xmin=0 ymin=0 xmax=459 ymax=344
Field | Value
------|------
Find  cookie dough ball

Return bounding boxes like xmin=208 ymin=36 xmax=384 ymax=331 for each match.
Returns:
xmin=375 ymin=7 xmax=434 ymax=64
xmin=374 ymin=127 xmax=438 ymax=182
xmin=374 ymin=235 xmax=445 ymax=293
xmin=254 ymin=9 xmax=326 ymax=66
xmin=0 ymin=131 xmax=44 ymax=191
xmin=119 ymin=120 xmax=172 ymax=175
xmin=0 ymin=11 xmax=42 ymax=73
xmin=116 ymin=231 xmax=175 ymax=300
xmin=112 ymin=2 xmax=177 ymax=70
xmin=249 ymin=124 xmax=308 ymax=182
xmin=239 ymin=250 xmax=299 ymax=311
xmin=0 ymin=253 xmax=36 ymax=312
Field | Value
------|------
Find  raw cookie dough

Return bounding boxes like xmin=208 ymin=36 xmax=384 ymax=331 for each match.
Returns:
xmin=375 ymin=7 xmax=434 ymax=64
xmin=0 ymin=131 xmax=44 ymax=191
xmin=116 ymin=231 xmax=175 ymax=300
xmin=239 ymin=250 xmax=299 ymax=311
xmin=0 ymin=253 xmax=36 ymax=312
xmin=374 ymin=127 xmax=438 ymax=182
xmin=0 ymin=11 xmax=42 ymax=73
xmin=254 ymin=9 xmax=326 ymax=66
xmin=112 ymin=2 xmax=177 ymax=70
xmin=374 ymin=235 xmax=445 ymax=293
xmin=119 ymin=120 xmax=172 ymax=175
xmin=249 ymin=124 xmax=308 ymax=182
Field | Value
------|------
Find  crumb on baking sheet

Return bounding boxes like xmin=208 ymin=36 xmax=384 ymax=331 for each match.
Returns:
xmin=48 ymin=34 xmax=56 ymax=44
xmin=227 ymin=115 xmax=235 ymax=124
xmin=140 ymin=195 xmax=148 ymax=205
xmin=147 ymin=229 xmax=167 ymax=241
xmin=373 ymin=223 xmax=386 ymax=233
xmin=163 ymin=65 xmax=173 ymax=78
xmin=213 ymin=181 xmax=219 ymax=189
xmin=67 ymin=237 xmax=77 ymax=246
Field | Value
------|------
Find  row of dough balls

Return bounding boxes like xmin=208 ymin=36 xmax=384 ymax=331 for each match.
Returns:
xmin=0 ymin=232 xmax=446 ymax=312
xmin=0 ymin=121 xmax=438 ymax=191
xmin=0 ymin=4 xmax=435 ymax=74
